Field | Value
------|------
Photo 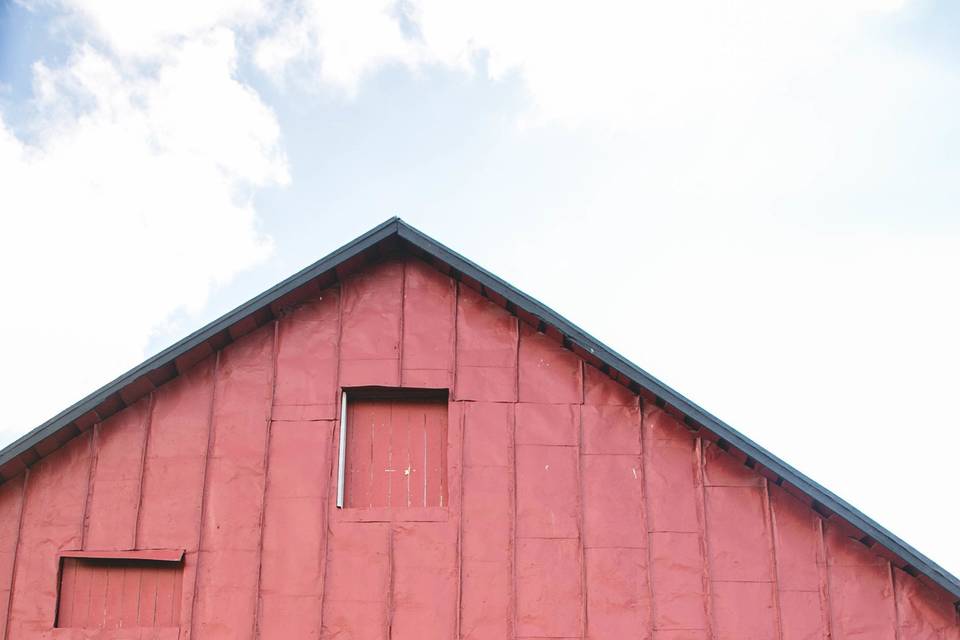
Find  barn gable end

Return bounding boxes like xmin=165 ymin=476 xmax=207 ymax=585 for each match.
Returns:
xmin=0 ymin=220 xmax=957 ymax=639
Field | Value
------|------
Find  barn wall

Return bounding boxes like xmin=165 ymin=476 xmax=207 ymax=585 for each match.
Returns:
xmin=3 ymin=254 xmax=958 ymax=639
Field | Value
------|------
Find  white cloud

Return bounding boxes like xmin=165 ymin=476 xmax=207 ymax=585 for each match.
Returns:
xmin=28 ymin=0 xmax=268 ymax=58
xmin=0 ymin=27 xmax=287 ymax=443
xmin=254 ymin=0 xmax=422 ymax=94
xmin=238 ymin=0 xmax=919 ymax=129
xmin=31 ymin=0 xmax=924 ymax=134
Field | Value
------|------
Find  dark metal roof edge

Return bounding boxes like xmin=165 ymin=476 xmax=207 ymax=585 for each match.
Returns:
xmin=0 ymin=217 xmax=400 ymax=469
xmin=395 ymin=220 xmax=960 ymax=599
xmin=3 ymin=216 xmax=958 ymax=599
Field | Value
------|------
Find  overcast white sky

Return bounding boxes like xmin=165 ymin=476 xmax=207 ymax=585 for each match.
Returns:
xmin=1 ymin=0 xmax=958 ymax=579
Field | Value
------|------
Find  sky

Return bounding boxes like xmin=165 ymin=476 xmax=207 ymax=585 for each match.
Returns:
xmin=1 ymin=0 xmax=958 ymax=579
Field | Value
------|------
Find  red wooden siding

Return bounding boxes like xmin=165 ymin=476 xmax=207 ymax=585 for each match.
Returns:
xmin=135 ymin=356 xmax=215 ymax=640
xmin=401 ymin=255 xmax=456 ymax=389
xmin=82 ymin=397 xmax=151 ymax=552
xmin=460 ymin=401 xmax=513 ymax=639
xmin=191 ymin=323 xmax=274 ymax=639
xmin=0 ymin=476 xmax=25 ymax=640
xmin=344 ymin=396 xmax=447 ymax=509
xmin=272 ymin=289 xmax=340 ymax=421
xmin=1 ymin=252 xmax=957 ymax=639
xmin=7 ymin=433 xmax=91 ymax=638
xmin=257 ymin=418 xmax=333 ymax=639
xmin=339 ymin=260 xmax=403 ymax=387
xmin=56 ymin=557 xmax=183 ymax=629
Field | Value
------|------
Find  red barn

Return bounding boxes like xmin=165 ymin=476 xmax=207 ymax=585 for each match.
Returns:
xmin=0 ymin=218 xmax=957 ymax=639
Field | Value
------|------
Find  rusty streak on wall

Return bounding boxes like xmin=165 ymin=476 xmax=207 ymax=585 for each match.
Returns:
xmin=0 ymin=253 xmax=957 ymax=639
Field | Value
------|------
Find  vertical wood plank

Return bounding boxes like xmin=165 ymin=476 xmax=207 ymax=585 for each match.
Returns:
xmin=7 ymin=433 xmax=91 ymax=636
xmin=424 ymin=402 xmax=446 ymax=508
xmin=517 ymin=323 xmax=582 ymax=404
xmin=153 ymin=564 xmax=172 ymax=626
xmin=257 ymin=420 xmax=334 ymax=640
xmin=84 ymin=398 xmax=151 ymax=551
xmin=192 ymin=325 xmax=274 ymax=639
xmin=320 ymin=524 xmax=391 ymax=638
xmin=824 ymin=520 xmax=898 ymax=640
xmin=401 ymin=407 xmax=418 ymax=508
xmin=103 ymin=563 xmax=124 ymax=628
xmin=120 ymin=565 xmax=139 ymax=628
xmin=455 ymin=284 xmax=518 ymax=402
xmin=339 ymin=259 xmax=403 ymax=387
xmin=643 ymin=405 xmax=709 ymax=637
xmin=88 ymin=563 xmax=108 ymax=628
xmin=703 ymin=441 xmax=778 ymax=640
xmin=136 ymin=355 xmax=216 ymax=637
xmin=346 ymin=398 xmax=374 ymax=509
xmin=139 ymin=564 xmax=159 ymax=627
xmin=459 ymin=402 xmax=513 ymax=639
xmin=56 ymin=558 xmax=77 ymax=628
xmin=401 ymin=256 xmax=456 ymax=388
xmin=370 ymin=401 xmax=392 ymax=509
xmin=769 ymin=484 xmax=830 ymax=640
xmin=0 ymin=476 xmax=26 ymax=640
xmin=390 ymin=523 xmax=459 ymax=639
xmin=273 ymin=288 xmax=340 ymax=420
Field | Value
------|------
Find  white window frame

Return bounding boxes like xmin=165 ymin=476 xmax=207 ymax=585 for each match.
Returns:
xmin=336 ymin=389 xmax=347 ymax=509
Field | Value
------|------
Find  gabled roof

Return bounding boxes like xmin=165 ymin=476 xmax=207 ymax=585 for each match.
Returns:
xmin=2 ymin=217 xmax=958 ymax=601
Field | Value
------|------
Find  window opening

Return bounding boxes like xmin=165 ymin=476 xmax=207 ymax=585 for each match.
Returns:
xmin=337 ymin=388 xmax=448 ymax=509
xmin=56 ymin=551 xmax=184 ymax=629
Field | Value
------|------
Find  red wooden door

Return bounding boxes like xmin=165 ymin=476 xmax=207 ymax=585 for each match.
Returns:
xmin=344 ymin=397 xmax=447 ymax=508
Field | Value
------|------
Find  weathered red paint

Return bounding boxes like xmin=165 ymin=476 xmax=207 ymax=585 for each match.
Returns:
xmin=82 ymin=396 xmax=150 ymax=552
xmin=258 ymin=418 xmax=333 ymax=639
xmin=0 ymin=476 xmax=25 ymax=638
xmin=192 ymin=323 xmax=273 ymax=639
xmin=455 ymin=283 xmax=517 ymax=402
xmin=1 ymin=253 xmax=957 ymax=639
xmin=8 ymin=432 xmax=91 ymax=637
xmin=401 ymin=255 xmax=456 ymax=389
xmin=340 ymin=259 xmax=403 ymax=388
xmin=272 ymin=288 xmax=339 ymax=421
